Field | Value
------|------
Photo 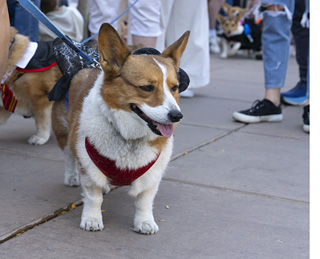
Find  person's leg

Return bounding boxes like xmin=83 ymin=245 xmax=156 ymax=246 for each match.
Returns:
xmin=281 ymin=0 xmax=309 ymax=104
xmin=77 ymin=0 xmax=91 ymax=40
xmin=129 ymin=0 xmax=161 ymax=48
xmin=155 ymin=0 xmax=174 ymax=51
xmin=165 ymin=0 xmax=210 ymax=96
xmin=208 ymin=0 xmax=225 ymax=53
xmin=262 ymin=3 xmax=293 ymax=105
xmin=14 ymin=0 xmax=40 ymax=41
xmin=291 ymin=0 xmax=309 ymax=85
xmin=302 ymin=98 xmax=309 ymax=133
xmin=88 ymin=0 xmax=121 ymax=40
xmin=233 ymin=0 xmax=294 ymax=123
xmin=0 ymin=0 xmax=10 ymax=80
xmin=302 ymin=12 xmax=310 ymax=133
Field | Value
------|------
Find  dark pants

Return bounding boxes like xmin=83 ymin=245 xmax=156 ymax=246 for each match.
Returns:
xmin=7 ymin=0 xmax=41 ymax=42
xmin=291 ymin=0 xmax=309 ymax=82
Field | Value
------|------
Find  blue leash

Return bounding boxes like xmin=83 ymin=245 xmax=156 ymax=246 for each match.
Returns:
xmin=82 ymin=0 xmax=140 ymax=44
xmin=17 ymin=0 xmax=97 ymax=65
xmin=17 ymin=0 xmax=140 ymax=57
xmin=17 ymin=0 xmax=140 ymax=108
xmin=17 ymin=0 xmax=141 ymax=65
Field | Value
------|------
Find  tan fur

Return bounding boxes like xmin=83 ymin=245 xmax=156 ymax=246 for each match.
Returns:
xmin=221 ymin=3 xmax=248 ymax=17
xmin=6 ymin=28 xmax=29 ymax=72
xmin=52 ymin=22 xmax=190 ymax=159
xmin=217 ymin=3 xmax=248 ymax=34
xmin=51 ymin=23 xmax=190 ymax=234
xmin=1 ymin=28 xmax=62 ymax=145
xmin=51 ymin=100 xmax=68 ymax=149
xmin=52 ymin=68 xmax=100 ymax=152
xmin=52 ymin=23 xmax=189 ymax=168
xmin=68 ymin=69 xmax=101 ymax=158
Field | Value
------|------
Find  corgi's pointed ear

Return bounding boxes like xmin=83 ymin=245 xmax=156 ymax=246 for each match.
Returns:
xmin=217 ymin=13 xmax=224 ymax=23
xmin=222 ymin=3 xmax=231 ymax=15
xmin=240 ymin=8 xmax=249 ymax=17
xmin=98 ymin=23 xmax=131 ymax=79
xmin=161 ymin=31 xmax=190 ymax=69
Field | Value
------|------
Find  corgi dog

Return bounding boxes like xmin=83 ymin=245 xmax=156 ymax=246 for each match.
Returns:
xmin=217 ymin=3 xmax=248 ymax=58
xmin=51 ymin=23 xmax=190 ymax=234
xmin=0 ymin=28 xmax=61 ymax=145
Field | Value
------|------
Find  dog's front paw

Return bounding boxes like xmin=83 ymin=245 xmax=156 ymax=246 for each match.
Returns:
xmin=64 ymin=174 xmax=80 ymax=187
xmin=220 ymin=53 xmax=227 ymax=59
xmin=80 ymin=217 xmax=104 ymax=231
xmin=28 ymin=135 xmax=49 ymax=145
xmin=133 ymin=219 xmax=159 ymax=235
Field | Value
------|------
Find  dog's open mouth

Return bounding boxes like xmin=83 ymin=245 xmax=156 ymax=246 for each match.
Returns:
xmin=130 ymin=104 xmax=174 ymax=137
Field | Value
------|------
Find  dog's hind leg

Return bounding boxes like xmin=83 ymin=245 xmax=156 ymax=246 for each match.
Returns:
xmin=80 ymin=175 xmax=104 ymax=231
xmin=229 ymin=42 xmax=241 ymax=56
xmin=0 ymin=107 xmax=12 ymax=125
xmin=51 ymin=101 xmax=80 ymax=186
xmin=64 ymin=145 xmax=80 ymax=186
xmin=28 ymin=102 xmax=53 ymax=145
xmin=133 ymin=183 xmax=160 ymax=235
xmin=220 ymin=38 xmax=228 ymax=59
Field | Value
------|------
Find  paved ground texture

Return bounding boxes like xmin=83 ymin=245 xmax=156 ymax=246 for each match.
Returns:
xmin=0 ymin=53 xmax=309 ymax=259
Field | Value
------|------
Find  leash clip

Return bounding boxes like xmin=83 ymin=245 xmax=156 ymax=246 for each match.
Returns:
xmin=91 ymin=59 xmax=102 ymax=70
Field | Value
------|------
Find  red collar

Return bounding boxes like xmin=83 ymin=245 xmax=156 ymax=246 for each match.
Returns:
xmin=85 ymin=137 xmax=160 ymax=186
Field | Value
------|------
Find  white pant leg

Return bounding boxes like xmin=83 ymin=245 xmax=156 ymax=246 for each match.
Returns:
xmin=88 ymin=0 xmax=121 ymax=35
xmin=129 ymin=0 xmax=161 ymax=37
xmin=157 ymin=0 xmax=210 ymax=89
xmin=156 ymin=0 xmax=174 ymax=51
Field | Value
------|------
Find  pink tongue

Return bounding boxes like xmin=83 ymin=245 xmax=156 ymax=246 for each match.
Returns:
xmin=157 ymin=123 xmax=174 ymax=137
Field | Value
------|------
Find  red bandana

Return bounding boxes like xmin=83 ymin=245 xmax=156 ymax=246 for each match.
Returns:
xmin=85 ymin=137 xmax=160 ymax=186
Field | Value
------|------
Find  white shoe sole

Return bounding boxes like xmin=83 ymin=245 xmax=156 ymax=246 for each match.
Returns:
xmin=180 ymin=89 xmax=194 ymax=98
xmin=282 ymin=96 xmax=308 ymax=106
xmin=303 ymin=124 xmax=309 ymax=133
xmin=233 ymin=112 xmax=283 ymax=123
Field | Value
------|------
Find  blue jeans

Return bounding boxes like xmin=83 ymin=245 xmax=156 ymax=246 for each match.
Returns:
xmin=261 ymin=0 xmax=294 ymax=89
xmin=14 ymin=0 xmax=41 ymax=42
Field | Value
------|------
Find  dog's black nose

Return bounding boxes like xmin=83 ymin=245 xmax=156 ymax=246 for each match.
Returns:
xmin=168 ymin=110 xmax=183 ymax=122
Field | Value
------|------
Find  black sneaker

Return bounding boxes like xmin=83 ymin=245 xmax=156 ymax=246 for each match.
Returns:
xmin=233 ymin=99 xmax=283 ymax=123
xmin=302 ymin=105 xmax=309 ymax=133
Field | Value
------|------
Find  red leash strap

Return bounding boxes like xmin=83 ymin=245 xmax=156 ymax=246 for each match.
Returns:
xmin=85 ymin=137 xmax=160 ymax=186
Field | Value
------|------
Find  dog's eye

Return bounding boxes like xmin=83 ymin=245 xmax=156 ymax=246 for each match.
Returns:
xmin=171 ymin=85 xmax=178 ymax=92
xmin=139 ymin=85 xmax=155 ymax=92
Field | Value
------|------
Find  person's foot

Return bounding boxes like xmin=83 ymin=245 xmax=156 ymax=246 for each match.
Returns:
xmin=302 ymin=104 xmax=309 ymax=133
xmin=281 ymin=95 xmax=308 ymax=106
xmin=233 ymin=99 xmax=283 ymax=123
xmin=180 ymin=89 xmax=194 ymax=98
xmin=209 ymin=35 xmax=220 ymax=54
xmin=281 ymin=80 xmax=307 ymax=98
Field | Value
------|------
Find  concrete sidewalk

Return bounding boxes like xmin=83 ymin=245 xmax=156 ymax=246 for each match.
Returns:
xmin=0 ymin=54 xmax=309 ymax=259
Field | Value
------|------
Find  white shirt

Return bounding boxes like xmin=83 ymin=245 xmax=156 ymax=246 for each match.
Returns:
xmin=39 ymin=6 xmax=84 ymax=42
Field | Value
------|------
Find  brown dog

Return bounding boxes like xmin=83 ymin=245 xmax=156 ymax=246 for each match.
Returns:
xmin=217 ymin=3 xmax=248 ymax=58
xmin=0 ymin=28 xmax=62 ymax=145
xmin=51 ymin=23 xmax=189 ymax=234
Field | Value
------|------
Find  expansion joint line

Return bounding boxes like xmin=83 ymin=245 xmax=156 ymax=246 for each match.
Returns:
xmin=170 ymin=124 xmax=246 ymax=162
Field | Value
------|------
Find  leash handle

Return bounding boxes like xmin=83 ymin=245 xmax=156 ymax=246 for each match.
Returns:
xmin=17 ymin=0 xmax=95 ymax=64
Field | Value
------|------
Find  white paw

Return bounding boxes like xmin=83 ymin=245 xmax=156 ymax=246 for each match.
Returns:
xmin=64 ymin=174 xmax=80 ymax=187
xmin=80 ymin=216 xmax=104 ymax=231
xmin=133 ymin=220 xmax=159 ymax=235
xmin=28 ymin=135 xmax=49 ymax=145
xmin=220 ymin=53 xmax=227 ymax=59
